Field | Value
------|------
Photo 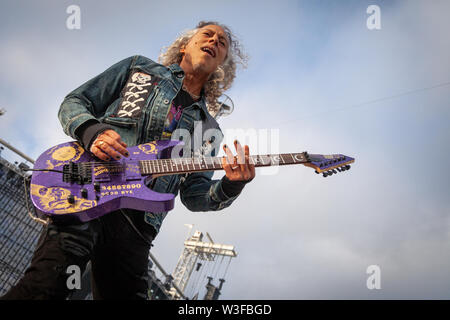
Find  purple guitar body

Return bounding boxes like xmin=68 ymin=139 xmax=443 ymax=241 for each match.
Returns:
xmin=30 ymin=140 xmax=355 ymax=224
xmin=30 ymin=140 xmax=181 ymax=224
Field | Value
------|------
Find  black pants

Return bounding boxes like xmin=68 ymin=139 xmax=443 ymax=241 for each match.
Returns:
xmin=1 ymin=209 xmax=156 ymax=300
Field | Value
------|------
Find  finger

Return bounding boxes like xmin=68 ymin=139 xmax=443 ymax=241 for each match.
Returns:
xmin=222 ymin=158 xmax=243 ymax=181
xmin=95 ymin=141 xmax=122 ymax=160
xmin=104 ymin=130 xmax=128 ymax=148
xmin=221 ymin=156 xmax=233 ymax=176
xmin=223 ymin=144 xmax=235 ymax=165
xmin=245 ymin=145 xmax=256 ymax=179
xmin=234 ymin=140 xmax=246 ymax=171
xmin=90 ymin=146 xmax=111 ymax=161
xmin=101 ymin=135 xmax=129 ymax=157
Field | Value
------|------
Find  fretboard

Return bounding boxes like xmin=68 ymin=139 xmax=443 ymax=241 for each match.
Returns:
xmin=138 ymin=153 xmax=309 ymax=176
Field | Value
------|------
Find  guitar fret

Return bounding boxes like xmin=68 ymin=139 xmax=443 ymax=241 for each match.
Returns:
xmin=179 ymin=159 xmax=184 ymax=172
xmin=293 ymin=153 xmax=305 ymax=163
xmin=290 ymin=153 xmax=296 ymax=163
xmin=281 ymin=154 xmax=290 ymax=165
xmin=152 ymin=160 xmax=156 ymax=173
xmin=195 ymin=158 xmax=201 ymax=171
xmin=214 ymin=157 xmax=222 ymax=169
xmin=139 ymin=152 xmax=309 ymax=176
xmin=205 ymin=157 xmax=212 ymax=169
xmin=157 ymin=160 xmax=161 ymax=173
xmin=165 ymin=160 xmax=170 ymax=173
xmin=274 ymin=154 xmax=284 ymax=165
xmin=263 ymin=155 xmax=271 ymax=165
xmin=210 ymin=157 xmax=218 ymax=170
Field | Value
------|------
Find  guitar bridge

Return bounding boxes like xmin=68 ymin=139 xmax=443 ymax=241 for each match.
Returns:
xmin=63 ymin=162 xmax=92 ymax=185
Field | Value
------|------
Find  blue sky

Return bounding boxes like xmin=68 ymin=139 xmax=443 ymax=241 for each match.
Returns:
xmin=1 ymin=0 xmax=449 ymax=299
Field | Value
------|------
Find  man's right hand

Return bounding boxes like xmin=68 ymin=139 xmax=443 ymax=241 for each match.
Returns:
xmin=90 ymin=130 xmax=129 ymax=161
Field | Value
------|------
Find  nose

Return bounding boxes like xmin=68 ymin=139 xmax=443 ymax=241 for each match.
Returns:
xmin=208 ymin=34 xmax=220 ymax=47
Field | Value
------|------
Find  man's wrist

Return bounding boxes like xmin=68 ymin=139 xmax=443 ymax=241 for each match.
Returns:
xmin=75 ymin=120 xmax=114 ymax=150
xmin=220 ymin=175 xmax=250 ymax=198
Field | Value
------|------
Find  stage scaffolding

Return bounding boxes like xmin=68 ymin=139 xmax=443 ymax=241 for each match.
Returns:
xmin=0 ymin=155 xmax=43 ymax=296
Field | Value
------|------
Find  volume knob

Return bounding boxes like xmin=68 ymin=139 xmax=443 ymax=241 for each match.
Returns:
xmin=67 ymin=194 xmax=75 ymax=204
xmin=81 ymin=188 xmax=88 ymax=199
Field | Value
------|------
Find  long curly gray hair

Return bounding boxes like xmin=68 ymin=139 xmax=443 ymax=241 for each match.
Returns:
xmin=158 ymin=21 xmax=248 ymax=117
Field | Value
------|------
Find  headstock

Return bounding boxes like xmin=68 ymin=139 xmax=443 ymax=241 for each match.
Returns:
xmin=304 ymin=153 xmax=355 ymax=177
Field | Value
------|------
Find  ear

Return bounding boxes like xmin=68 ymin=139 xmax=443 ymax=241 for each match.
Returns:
xmin=180 ymin=45 xmax=186 ymax=55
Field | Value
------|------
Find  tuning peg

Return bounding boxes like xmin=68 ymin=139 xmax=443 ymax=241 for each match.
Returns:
xmin=340 ymin=166 xmax=347 ymax=171
xmin=315 ymin=170 xmax=320 ymax=174
xmin=336 ymin=167 xmax=342 ymax=172
xmin=327 ymin=170 xmax=333 ymax=176
xmin=332 ymin=169 xmax=337 ymax=174
xmin=322 ymin=172 xmax=328 ymax=177
xmin=345 ymin=165 xmax=351 ymax=170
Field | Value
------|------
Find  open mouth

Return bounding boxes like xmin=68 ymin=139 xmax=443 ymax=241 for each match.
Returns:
xmin=201 ymin=47 xmax=216 ymax=58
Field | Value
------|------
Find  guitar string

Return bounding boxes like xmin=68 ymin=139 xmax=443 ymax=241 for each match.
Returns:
xmin=78 ymin=157 xmax=302 ymax=172
xmin=33 ymin=155 xmax=320 ymax=180
xmin=37 ymin=154 xmax=308 ymax=177
xmin=77 ymin=155 xmax=307 ymax=175
xmin=77 ymin=153 xmax=305 ymax=167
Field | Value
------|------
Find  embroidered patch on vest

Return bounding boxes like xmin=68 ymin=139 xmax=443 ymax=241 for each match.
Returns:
xmin=116 ymin=71 xmax=158 ymax=119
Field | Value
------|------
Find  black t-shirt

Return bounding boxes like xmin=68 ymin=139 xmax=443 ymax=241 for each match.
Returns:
xmin=161 ymin=89 xmax=195 ymax=140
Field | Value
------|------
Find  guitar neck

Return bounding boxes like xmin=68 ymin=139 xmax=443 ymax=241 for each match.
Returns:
xmin=138 ymin=152 xmax=310 ymax=176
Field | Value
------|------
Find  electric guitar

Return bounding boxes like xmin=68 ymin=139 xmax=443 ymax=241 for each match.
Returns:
xmin=29 ymin=140 xmax=355 ymax=223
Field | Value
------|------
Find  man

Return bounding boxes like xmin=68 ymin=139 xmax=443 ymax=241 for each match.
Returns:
xmin=1 ymin=21 xmax=254 ymax=300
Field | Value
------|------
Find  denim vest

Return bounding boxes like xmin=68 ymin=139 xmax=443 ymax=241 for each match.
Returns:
xmin=58 ymin=55 xmax=241 ymax=233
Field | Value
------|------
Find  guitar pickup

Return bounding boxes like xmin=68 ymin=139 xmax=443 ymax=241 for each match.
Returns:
xmin=125 ymin=163 xmax=142 ymax=181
